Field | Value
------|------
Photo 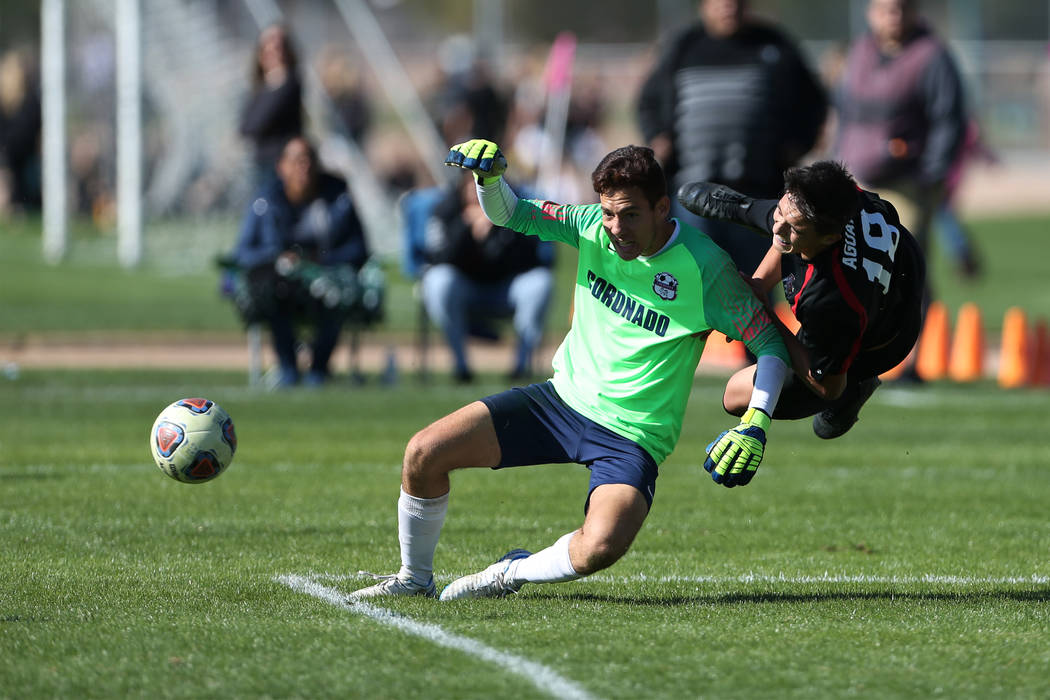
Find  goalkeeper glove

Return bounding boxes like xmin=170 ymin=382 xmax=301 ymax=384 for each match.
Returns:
xmin=444 ymin=139 xmax=507 ymax=185
xmin=703 ymin=407 xmax=771 ymax=488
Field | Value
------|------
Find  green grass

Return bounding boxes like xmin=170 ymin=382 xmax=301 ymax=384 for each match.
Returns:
xmin=3 ymin=211 xmax=1047 ymax=338
xmin=1 ymin=211 xmax=1048 ymax=697
xmin=926 ymin=212 xmax=1050 ymax=333
xmin=2 ymin=369 xmax=1049 ymax=698
xmin=0 ymin=215 xmax=575 ymax=338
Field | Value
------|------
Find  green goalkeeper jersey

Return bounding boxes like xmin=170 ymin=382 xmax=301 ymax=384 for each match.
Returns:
xmin=506 ymin=199 xmax=789 ymax=464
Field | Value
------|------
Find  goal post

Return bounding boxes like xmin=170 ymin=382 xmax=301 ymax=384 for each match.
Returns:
xmin=116 ymin=0 xmax=143 ymax=268
xmin=41 ymin=0 xmax=67 ymax=264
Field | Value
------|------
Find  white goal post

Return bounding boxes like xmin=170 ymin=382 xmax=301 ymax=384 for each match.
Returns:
xmin=40 ymin=0 xmax=144 ymax=268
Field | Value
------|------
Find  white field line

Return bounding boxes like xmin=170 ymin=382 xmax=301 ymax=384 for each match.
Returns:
xmin=589 ymin=573 xmax=1050 ymax=586
xmin=276 ymin=574 xmax=599 ymax=700
xmin=303 ymin=571 xmax=1049 ymax=587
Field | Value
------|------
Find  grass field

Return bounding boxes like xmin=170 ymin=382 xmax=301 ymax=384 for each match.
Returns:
xmin=2 ymin=369 xmax=1049 ymax=698
xmin=2 ymin=213 xmax=1049 ymax=697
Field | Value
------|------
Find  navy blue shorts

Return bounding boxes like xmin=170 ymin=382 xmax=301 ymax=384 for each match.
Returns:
xmin=480 ymin=381 xmax=659 ymax=510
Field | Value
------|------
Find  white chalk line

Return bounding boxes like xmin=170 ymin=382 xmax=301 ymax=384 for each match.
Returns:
xmin=593 ymin=572 xmax=1050 ymax=586
xmin=276 ymin=574 xmax=598 ymax=700
xmin=301 ymin=571 xmax=1049 ymax=587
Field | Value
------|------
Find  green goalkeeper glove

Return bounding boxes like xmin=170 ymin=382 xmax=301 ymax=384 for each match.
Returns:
xmin=703 ymin=407 xmax=771 ymax=488
xmin=444 ymin=139 xmax=507 ymax=184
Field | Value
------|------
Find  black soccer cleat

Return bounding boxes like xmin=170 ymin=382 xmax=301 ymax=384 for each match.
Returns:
xmin=812 ymin=377 xmax=882 ymax=440
xmin=677 ymin=181 xmax=756 ymax=224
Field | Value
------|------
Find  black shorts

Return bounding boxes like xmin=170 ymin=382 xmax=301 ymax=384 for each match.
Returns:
xmin=480 ymin=381 xmax=659 ymax=510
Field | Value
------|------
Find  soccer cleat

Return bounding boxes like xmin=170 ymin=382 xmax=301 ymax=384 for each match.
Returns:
xmin=439 ymin=549 xmax=532 ymax=601
xmin=676 ymin=181 xmax=757 ymax=225
xmin=347 ymin=572 xmax=437 ymax=600
xmin=812 ymin=377 xmax=882 ymax=439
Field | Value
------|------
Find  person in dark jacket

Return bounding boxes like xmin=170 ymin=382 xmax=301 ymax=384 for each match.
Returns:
xmin=232 ymin=137 xmax=370 ymax=387
xmin=636 ymin=0 xmax=827 ymax=275
xmin=0 ymin=49 xmax=41 ymax=213
xmin=420 ymin=174 xmax=553 ymax=383
xmin=239 ymin=24 xmax=304 ymax=188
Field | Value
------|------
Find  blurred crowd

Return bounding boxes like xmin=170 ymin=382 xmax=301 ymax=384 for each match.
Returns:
xmin=1 ymin=0 xmax=1021 ymax=385
xmin=1 ymin=2 xmax=1002 ymax=266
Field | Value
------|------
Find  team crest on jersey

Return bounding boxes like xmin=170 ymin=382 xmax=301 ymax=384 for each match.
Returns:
xmin=653 ymin=272 xmax=678 ymax=300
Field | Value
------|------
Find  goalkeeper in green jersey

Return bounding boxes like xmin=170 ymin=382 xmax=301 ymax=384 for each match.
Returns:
xmin=350 ymin=140 xmax=792 ymax=601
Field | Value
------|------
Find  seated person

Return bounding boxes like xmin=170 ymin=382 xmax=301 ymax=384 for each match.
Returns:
xmin=231 ymin=136 xmax=370 ymax=386
xmin=420 ymin=173 xmax=554 ymax=382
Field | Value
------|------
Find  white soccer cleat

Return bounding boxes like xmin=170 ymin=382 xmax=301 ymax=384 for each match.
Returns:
xmin=439 ymin=549 xmax=532 ymax=601
xmin=347 ymin=572 xmax=436 ymax=600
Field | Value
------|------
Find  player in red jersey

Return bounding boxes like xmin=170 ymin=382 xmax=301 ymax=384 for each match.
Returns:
xmin=679 ymin=160 xmax=926 ymax=438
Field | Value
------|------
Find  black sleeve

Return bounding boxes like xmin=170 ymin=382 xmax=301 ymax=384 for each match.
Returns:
xmin=743 ymin=198 xmax=778 ymax=234
xmin=917 ymin=48 xmax=967 ymax=185
xmin=238 ymin=76 xmax=303 ymax=138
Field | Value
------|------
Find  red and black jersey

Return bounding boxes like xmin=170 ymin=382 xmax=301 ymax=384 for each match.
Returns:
xmin=785 ymin=190 xmax=926 ymax=379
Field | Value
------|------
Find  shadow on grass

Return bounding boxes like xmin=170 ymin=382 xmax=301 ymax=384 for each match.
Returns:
xmin=526 ymin=589 xmax=1050 ymax=605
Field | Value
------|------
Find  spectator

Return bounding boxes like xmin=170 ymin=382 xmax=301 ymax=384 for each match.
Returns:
xmin=833 ymin=0 xmax=968 ymax=350
xmin=934 ymin=120 xmax=994 ymax=280
xmin=636 ymin=0 xmax=827 ymax=275
xmin=430 ymin=36 xmax=509 ymax=147
xmin=0 ymin=49 xmax=42 ymax=215
xmin=231 ymin=137 xmax=370 ymax=387
xmin=419 ymin=173 xmax=554 ymax=383
xmin=317 ymin=47 xmax=372 ymax=147
xmin=239 ymin=24 xmax=304 ymax=188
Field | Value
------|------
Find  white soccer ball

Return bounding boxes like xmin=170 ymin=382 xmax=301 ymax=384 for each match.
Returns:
xmin=150 ymin=398 xmax=236 ymax=483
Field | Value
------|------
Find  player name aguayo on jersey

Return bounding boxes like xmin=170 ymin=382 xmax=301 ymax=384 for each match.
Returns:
xmin=586 ymin=270 xmax=671 ymax=337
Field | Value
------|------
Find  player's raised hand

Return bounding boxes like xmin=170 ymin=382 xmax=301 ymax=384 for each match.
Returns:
xmin=703 ymin=407 xmax=771 ymax=488
xmin=445 ymin=139 xmax=507 ymax=184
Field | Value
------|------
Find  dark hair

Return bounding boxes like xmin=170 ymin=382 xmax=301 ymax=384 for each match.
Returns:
xmin=591 ymin=145 xmax=666 ymax=206
xmin=253 ymin=24 xmax=300 ymax=87
xmin=280 ymin=135 xmax=318 ymax=165
xmin=782 ymin=161 xmax=859 ymax=237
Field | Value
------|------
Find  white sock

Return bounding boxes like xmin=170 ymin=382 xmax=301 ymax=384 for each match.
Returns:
xmin=506 ymin=531 xmax=581 ymax=586
xmin=396 ymin=487 xmax=448 ymax=586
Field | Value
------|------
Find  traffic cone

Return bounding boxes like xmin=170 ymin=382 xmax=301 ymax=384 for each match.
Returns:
xmin=998 ymin=307 xmax=1032 ymax=388
xmin=948 ymin=302 xmax=984 ymax=382
xmin=1032 ymin=320 xmax=1050 ymax=386
xmin=773 ymin=301 xmax=801 ymax=334
xmin=915 ymin=301 xmax=950 ymax=381
xmin=701 ymin=331 xmax=748 ymax=370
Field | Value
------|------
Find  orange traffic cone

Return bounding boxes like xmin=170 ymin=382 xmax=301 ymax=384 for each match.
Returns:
xmin=997 ymin=307 xmax=1031 ymax=388
xmin=1032 ymin=320 xmax=1050 ymax=386
xmin=915 ymin=301 xmax=951 ymax=381
xmin=948 ymin=302 xmax=984 ymax=382
xmin=701 ymin=331 xmax=748 ymax=370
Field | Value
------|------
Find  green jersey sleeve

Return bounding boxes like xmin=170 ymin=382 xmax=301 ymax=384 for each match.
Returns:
xmin=695 ymin=249 xmax=790 ymax=365
xmin=505 ymin=199 xmax=603 ymax=249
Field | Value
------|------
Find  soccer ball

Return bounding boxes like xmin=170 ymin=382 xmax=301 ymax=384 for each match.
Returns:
xmin=150 ymin=398 xmax=236 ymax=483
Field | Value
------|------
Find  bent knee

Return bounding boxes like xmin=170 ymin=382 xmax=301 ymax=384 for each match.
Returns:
xmin=722 ymin=392 xmax=748 ymax=417
xmin=722 ymin=369 xmax=755 ymax=416
xmin=402 ymin=429 xmax=440 ymax=482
